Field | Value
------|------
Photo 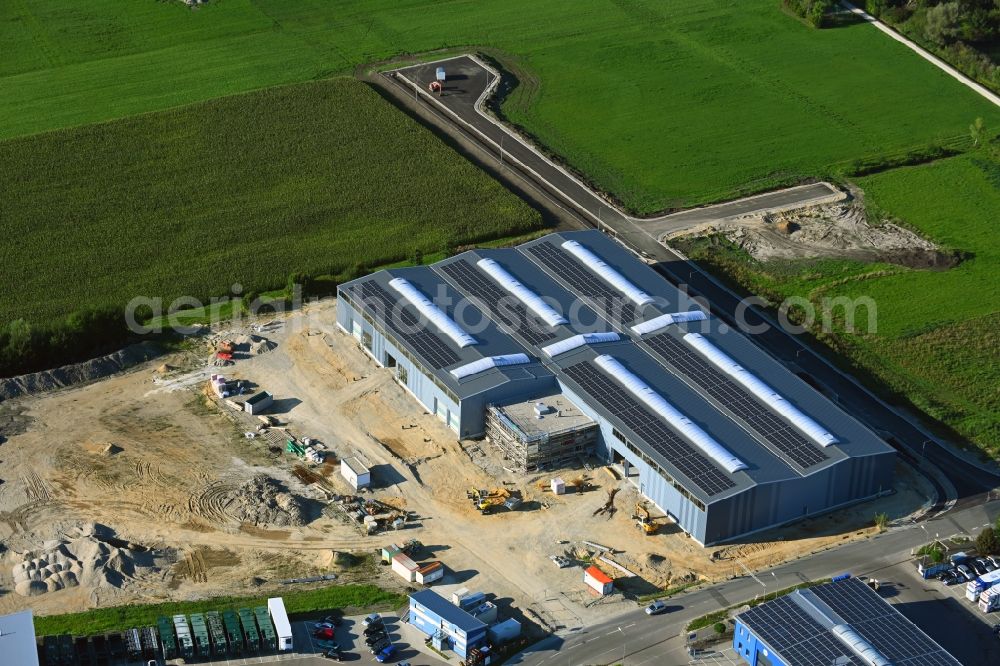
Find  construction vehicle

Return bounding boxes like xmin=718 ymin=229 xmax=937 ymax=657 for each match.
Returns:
xmin=468 ymin=488 xmax=522 ymax=515
xmin=633 ymin=502 xmax=663 ymax=535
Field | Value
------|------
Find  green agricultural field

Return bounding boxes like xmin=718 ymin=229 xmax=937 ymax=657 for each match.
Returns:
xmin=0 ymin=78 xmax=541 ymax=328
xmin=676 ymin=153 xmax=1000 ymax=456
xmin=3 ymin=0 xmax=998 ymax=211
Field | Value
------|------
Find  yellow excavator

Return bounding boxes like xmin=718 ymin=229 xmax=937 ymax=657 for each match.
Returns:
xmin=634 ymin=502 xmax=660 ymax=535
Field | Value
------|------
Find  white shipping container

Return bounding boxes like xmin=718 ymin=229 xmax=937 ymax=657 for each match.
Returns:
xmin=391 ymin=553 xmax=418 ymax=582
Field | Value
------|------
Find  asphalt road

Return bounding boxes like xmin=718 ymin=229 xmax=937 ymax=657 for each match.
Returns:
xmin=506 ymin=500 xmax=1000 ymax=666
xmin=381 ymin=55 xmax=1000 ymax=509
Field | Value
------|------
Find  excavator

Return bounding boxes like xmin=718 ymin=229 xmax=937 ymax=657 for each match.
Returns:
xmin=634 ymin=501 xmax=663 ymax=535
xmin=467 ymin=488 xmax=522 ymax=515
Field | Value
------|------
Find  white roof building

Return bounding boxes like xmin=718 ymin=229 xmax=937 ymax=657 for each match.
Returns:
xmin=0 ymin=610 xmax=39 ymax=666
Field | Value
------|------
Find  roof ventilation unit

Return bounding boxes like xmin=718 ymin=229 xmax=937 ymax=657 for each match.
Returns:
xmin=541 ymin=332 xmax=620 ymax=358
xmin=476 ymin=258 xmax=568 ymax=326
xmin=388 ymin=277 xmax=477 ymax=348
xmin=631 ymin=310 xmax=707 ymax=336
xmin=449 ymin=353 xmax=531 ymax=380
xmin=683 ymin=333 xmax=837 ymax=446
xmin=561 ymin=240 xmax=655 ymax=306
xmin=593 ymin=354 xmax=748 ymax=474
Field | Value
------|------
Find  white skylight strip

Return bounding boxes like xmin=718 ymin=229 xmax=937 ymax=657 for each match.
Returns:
xmin=476 ymin=258 xmax=568 ymax=327
xmin=683 ymin=333 xmax=837 ymax=447
xmin=541 ymin=332 xmax=620 ymax=358
xmin=450 ymin=353 xmax=531 ymax=380
xmin=388 ymin=277 xmax=477 ymax=348
xmin=593 ymin=354 xmax=748 ymax=474
xmin=631 ymin=310 xmax=708 ymax=336
xmin=561 ymin=240 xmax=655 ymax=306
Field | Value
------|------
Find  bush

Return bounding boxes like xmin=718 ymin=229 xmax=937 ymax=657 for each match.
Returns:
xmin=977 ymin=527 xmax=999 ymax=556
xmin=713 ymin=622 xmax=727 ymax=634
xmin=783 ymin=0 xmax=838 ymax=27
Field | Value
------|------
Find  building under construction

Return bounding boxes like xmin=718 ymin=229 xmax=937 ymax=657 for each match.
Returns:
xmin=337 ymin=230 xmax=895 ymax=545
xmin=484 ymin=393 xmax=598 ymax=472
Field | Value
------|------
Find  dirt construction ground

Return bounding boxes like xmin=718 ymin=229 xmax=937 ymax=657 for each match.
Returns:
xmin=0 ymin=300 xmax=934 ymax=632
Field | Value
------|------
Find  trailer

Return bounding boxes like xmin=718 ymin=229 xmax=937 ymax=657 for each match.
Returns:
xmin=223 ymin=609 xmax=244 ymax=654
xmin=157 ymin=616 xmax=178 ymax=660
xmin=189 ymin=613 xmax=212 ymax=657
xmin=254 ymin=606 xmax=277 ymax=651
xmin=173 ymin=615 xmax=195 ymax=660
xmin=966 ymin=568 xmax=1000 ymax=601
xmin=979 ymin=586 xmax=1000 ymax=613
xmin=206 ymin=610 xmax=228 ymax=655
xmin=239 ymin=608 xmax=261 ymax=652
xmin=268 ymin=597 xmax=294 ymax=651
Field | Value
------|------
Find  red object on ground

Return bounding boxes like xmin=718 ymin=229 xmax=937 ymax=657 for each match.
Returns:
xmin=216 ymin=352 xmax=233 ymax=361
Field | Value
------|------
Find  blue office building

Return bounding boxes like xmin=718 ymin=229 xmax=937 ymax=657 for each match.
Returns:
xmin=733 ymin=577 xmax=960 ymax=666
xmin=408 ymin=589 xmax=487 ymax=659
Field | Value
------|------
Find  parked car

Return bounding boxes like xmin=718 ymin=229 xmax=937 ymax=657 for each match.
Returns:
xmin=369 ymin=638 xmax=391 ymax=654
xmin=314 ymin=627 xmax=336 ymax=640
xmin=972 ymin=559 xmax=989 ymax=576
xmin=322 ymin=615 xmax=343 ymax=627
xmin=364 ymin=621 xmax=386 ymax=635
xmin=645 ymin=600 xmax=669 ymax=615
xmin=984 ymin=560 xmax=997 ymax=573
xmin=362 ymin=613 xmax=381 ymax=627
xmin=940 ymin=571 xmax=959 ymax=586
xmin=366 ymin=632 xmax=388 ymax=646
xmin=316 ymin=641 xmax=340 ymax=652
xmin=321 ymin=649 xmax=344 ymax=661
xmin=375 ymin=645 xmax=398 ymax=663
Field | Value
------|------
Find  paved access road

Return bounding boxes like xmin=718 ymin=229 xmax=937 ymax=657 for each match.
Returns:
xmin=381 ymin=55 xmax=1000 ymax=508
xmin=506 ymin=501 xmax=1000 ymax=666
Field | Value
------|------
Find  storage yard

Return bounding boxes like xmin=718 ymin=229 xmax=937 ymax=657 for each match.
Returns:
xmin=0 ymin=239 xmax=934 ymax=640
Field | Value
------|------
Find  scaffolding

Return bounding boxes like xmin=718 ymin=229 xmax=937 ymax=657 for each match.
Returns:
xmin=485 ymin=397 xmax=598 ymax=473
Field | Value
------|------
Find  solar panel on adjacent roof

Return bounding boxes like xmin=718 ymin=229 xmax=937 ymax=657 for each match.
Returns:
xmin=524 ymin=242 xmax=642 ymax=324
xmin=438 ymin=260 xmax=558 ymax=346
xmin=562 ymin=360 xmax=736 ymax=496
xmin=643 ymin=332 xmax=829 ymax=469
xmin=349 ymin=280 xmax=461 ymax=369
xmin=810 ymin=579 xmax=961 ymax=666
xmin=739 ymin=594 xmax=860 ymax=666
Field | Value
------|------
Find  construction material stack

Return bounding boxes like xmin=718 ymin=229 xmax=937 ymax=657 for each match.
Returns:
xmin=189 ymin=613 xmax=211 ymax=657
xmin=239 ymin=608 xmax=261 ymax=653
xmin=172 ymin=615 xmax=195 ymax=660
xmin=156 ymin=617 xmax=177 ymax=661
xmin=223 ymin=610 xmax=244 ymax=655
xmin=206 ymin=611 xmax=228 ymax=656
xmin=254 ymin=605 xmax=277 ymax=651
xmin=124 ymin=628 xmax=142 ymax=662
xmin=140 ymin=626 xmax=159 ymax=661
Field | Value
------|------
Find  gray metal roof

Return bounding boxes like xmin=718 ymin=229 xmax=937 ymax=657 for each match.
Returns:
xmin=339 ymin=231 xmax=893 ymax=503
xmin=410 ymin=589 xmax=486 ymax=634
xmin=737 ymin=578 xmax=961 ymax=666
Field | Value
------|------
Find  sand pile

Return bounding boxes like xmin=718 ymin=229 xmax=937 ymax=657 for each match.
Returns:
xmin=11 ymin=524 xmax=146 ymax=597
xmin=226 ymin=475 xmax=310 ymax=527
xmin=249 ymin=336 xmax=276 ymax=355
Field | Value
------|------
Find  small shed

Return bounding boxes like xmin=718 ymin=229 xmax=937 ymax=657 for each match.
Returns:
xmin=392 ymin=553 xmax=418 ymax=582
xmin=341 ymin=457 xmax=371 ymax=490
xmin=488 ymin=618 xmax=521 ymax=644
xmin=243 ymin=391 xmax=273 ymax=415
xmin=381 ymin=543 xmax=402 ymax=564
xmin=416 ymin=561 xmax=444 ymax=585
xmin=584 ymin=565 xmax=613 ymax=596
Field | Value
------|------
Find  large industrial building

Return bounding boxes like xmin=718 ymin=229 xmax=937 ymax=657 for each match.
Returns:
xmin=337 ymin=230 xmax=895 ymax=545
xmin=733 ymin=577 xmax=960 ymax=666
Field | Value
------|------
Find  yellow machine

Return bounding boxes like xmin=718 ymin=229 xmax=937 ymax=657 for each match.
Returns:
xmin=634 ymin=502 xmax=658 ymax=535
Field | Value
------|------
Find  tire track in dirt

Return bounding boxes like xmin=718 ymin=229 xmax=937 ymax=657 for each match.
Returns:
xmin=187 ymin=480 xmax=239 ymax=524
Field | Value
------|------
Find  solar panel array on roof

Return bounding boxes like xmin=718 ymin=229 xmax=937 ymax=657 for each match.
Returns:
xmin=810 ymin=579 xmax=962 ymax=666
xmin=350 ymin=280 xmax=461 ymax=369
xmin=643 ymin=332 xmax=829 ymax=469
xmin=562 ymin=360 xmax=736 ymax=496
xmin=439 ymin=260 xmax=558 ymax=346
xmin=524 ymin=242 xmax=641 ymax=324
xmin=739 ymin=594 xmax=860 ymax=665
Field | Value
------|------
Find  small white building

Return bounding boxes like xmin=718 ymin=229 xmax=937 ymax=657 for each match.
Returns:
xmin=0 ymin=610 xmax=39 ymax=666
xmin=392 ymin=553 xmax=418 ymax=583
xmin=416 ymin=561 xmax=444 ymax=585
xmin=267 ymin=597 xmax=293 ymax=651
xmin=551 ymin=477 xmax=565 ymax=495
xmin=341 ymin=457 xmax=371 ymax=490
xmin=244 ymin=391 xmax=273 ymax=415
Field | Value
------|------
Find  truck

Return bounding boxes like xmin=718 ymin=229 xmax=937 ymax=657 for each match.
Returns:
xmin=979 ymin=586 xmax=1000 ymax=613
xmin=965 ymin=568 xmax=1000 ymax=601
